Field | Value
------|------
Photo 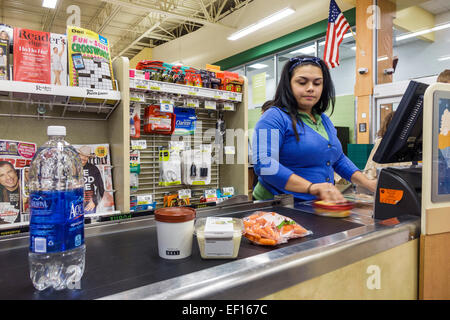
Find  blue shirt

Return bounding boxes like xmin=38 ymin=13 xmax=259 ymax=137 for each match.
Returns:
xmin=252 ymin=106 xmax=359 ymax=201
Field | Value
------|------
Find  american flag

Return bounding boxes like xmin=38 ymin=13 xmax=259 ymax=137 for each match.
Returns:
xmin=323 ymin=0 xmax=351 ymax=68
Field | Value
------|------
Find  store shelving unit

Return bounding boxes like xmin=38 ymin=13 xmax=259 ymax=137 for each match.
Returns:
xmin=129 ymin=75 xmax=248 ymax=208
xmin=0 ymin=56 xmax=248 ymax=216
xmin=0 ymin=57 xmax=130 ymax=214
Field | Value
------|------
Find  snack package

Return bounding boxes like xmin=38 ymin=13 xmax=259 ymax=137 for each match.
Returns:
xmin=243 ymin=211 xmax=312 ymax=246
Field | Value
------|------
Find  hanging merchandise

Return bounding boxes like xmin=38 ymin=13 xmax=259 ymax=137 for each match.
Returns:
xmin=143 ymin=105 xmax=176 ymax=135
xmin=130 ymin=173 xmax=139 ymax=193
xmin=181 ymin=145 xmax=212 ymax=186
xmin=130 ymin=149 xmax=140 ymax=174
xmin=214 ymin=112 xmax=226 ymax=163
xmin=67 ymin=26 xmax=116 ymax=90
xmin=130 ymin=104 xmax=141 ymax=138
xmin=173 ymin=107 xmax=197 ymax=136
xmin=159 ymin=146 xmax=181 ymax=186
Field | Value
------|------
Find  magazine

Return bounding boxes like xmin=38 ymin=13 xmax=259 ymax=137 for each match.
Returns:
xmin=0 ymin=140 xmax=36 ymax=225
xmin=72 ymin=143 xmax=115 ymax=215
xmin=13 ymin=28 xmax=51 ymax=84
xmin=0 ymin=24 xmax=13 ymax=54
xmin=67 ymin=26 xmax=116 ymax=90
xmin=0 ymin=39 xmax=8 ymax=80
xmin=50 ymin=33 xmax=67 ymax=86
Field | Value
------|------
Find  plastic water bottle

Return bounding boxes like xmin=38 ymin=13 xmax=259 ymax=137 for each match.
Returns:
xmin=28 ymin=126 xmax=85 ymax=291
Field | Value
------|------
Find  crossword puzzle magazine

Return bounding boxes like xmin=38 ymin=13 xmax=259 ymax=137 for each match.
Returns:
xmin=67 ymin=26 xmax=116 ymax=91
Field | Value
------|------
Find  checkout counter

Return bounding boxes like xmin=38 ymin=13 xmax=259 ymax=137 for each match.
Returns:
xmin=0 ymin=193 xmax=420 ymax=300
xmin=2 ymin=82 xmax=448 ymax=300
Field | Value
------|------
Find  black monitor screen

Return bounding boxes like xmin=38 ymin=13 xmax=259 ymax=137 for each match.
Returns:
xmin=373 ymin=81 xmax=429 ymax=164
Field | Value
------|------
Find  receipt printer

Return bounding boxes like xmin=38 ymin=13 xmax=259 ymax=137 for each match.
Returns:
xmin=374 ymin=167 xmax=422 ymax=220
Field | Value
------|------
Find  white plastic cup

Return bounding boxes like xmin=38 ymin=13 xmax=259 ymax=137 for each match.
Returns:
xmin=154 ymin=207 xmax=196 ymax=259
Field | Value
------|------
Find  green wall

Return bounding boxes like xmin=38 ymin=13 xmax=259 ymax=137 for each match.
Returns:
xmin=326 ymin=94 xmax=355 ymax=144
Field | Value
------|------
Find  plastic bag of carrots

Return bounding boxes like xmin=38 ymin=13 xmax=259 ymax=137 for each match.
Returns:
xmin=243 ymin=211 xmax=312 ymax=246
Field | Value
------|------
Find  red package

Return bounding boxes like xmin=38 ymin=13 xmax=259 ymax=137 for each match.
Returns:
xmin=13 ymin=28 xmax=51 ymax=84
xmin=143 ymin=105 xmax=175 ymax=135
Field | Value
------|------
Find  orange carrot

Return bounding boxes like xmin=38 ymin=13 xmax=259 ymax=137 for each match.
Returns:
xmin=258 ymin=238 xmax=277 ymax=245
xmin=293 ymin=224 xmax=307 ymax=234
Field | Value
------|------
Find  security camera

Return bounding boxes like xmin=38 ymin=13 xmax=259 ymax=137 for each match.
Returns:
xmin=358 ymin=68 xmax=368 ymax=74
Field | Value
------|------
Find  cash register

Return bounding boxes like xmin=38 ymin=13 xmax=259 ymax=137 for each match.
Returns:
xmin=372 ymin=81 xmax=428 ymax=220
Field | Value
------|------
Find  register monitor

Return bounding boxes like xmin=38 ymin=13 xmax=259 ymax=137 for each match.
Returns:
xmin=373 ymin=80 xmax=429 ymax=164
xmin=372 ymin=80 xmax=429 ymax=220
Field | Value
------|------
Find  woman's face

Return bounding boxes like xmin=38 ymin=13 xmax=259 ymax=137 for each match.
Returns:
xmin=290 ymin=64 xmax=323 ymax=113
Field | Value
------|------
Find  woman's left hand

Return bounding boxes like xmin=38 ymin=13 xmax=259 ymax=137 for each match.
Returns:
xmin=366 ymin=179 xmax=378 ymax=193
xmin=351 ymin=171 xmax=378 ymax=193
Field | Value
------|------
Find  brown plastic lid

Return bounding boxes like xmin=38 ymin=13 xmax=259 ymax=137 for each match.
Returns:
xmin=154 ymin=207 xmax=196 ymax=223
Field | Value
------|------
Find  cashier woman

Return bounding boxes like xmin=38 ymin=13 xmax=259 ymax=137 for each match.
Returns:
xmin=252 ymin=56 xmax=377 ymax=203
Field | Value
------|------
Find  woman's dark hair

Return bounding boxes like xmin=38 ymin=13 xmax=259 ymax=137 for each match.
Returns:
xmin=261 ymin=55 xmax=335 ymax=141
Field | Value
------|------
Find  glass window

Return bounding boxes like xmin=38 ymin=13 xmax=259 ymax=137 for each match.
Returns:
xmin=228 ymin=65 xmax=245 ymax=77
xmin=277 ymin=41 xmax=317 ymax=81
xmin=246 ymin=55 xmax=275 ymax=110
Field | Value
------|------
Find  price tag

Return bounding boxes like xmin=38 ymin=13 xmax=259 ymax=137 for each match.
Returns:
xmin=204 ymin=189 xmax=218 ymax=202
xmin=131 ymin=140 xmax=147 ymax=150
xmin=178 ymin=189 xmax=192 ymax=199
xmin=186 ymin=98 xmax=199 ymax=108
xmin=222 ymin=187 xmax=235 ymax=196
xmin=137 ymin=194 xmax=153 ymax=205
xmin=224 ymin=146 xmax=236 ymax=155
xmin=149 ymin=82 xmax=161 ymax=91
xmin=135 ymin=79 xmax=149 ymax=90
xmin=204 ymin=100 xmax=217 ymax=110
xmin=228 ymin=92 xmax=237 ymax=101
xmin=160 ymin=97 xmax=174 ymax=113
xmin=130 ymin=93 xmax=145 ymax=102
xmin=188 ymin=87 xmax=200 ymax=96
xmin=224 ymin=102 xmax=235 ymax=111
xmin=214 ymin=91 xmax=223 ymax=99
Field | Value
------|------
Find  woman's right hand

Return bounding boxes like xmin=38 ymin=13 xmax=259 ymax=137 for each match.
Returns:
xmin=309 ymin=183 xmax=346 ymax=203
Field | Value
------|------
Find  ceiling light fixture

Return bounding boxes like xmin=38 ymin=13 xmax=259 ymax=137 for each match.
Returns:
xmin=396 ymin=22 xmax=450 ymax=41
xmin=289 ymin=45 xmax=316 ymax=55
xmin=42 ymin=0 xmax=58 ymax=9
xmin=227 ymin=7 xmax=295 ymax=41
xmin=438 ymin=55 xmax=450 ymax=61
xmin=248 ymin=63 xmax=268 ymax=69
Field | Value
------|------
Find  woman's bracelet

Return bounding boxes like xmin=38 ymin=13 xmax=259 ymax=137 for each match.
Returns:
xmin=306 ymin=183 xmax=314 ymax=194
